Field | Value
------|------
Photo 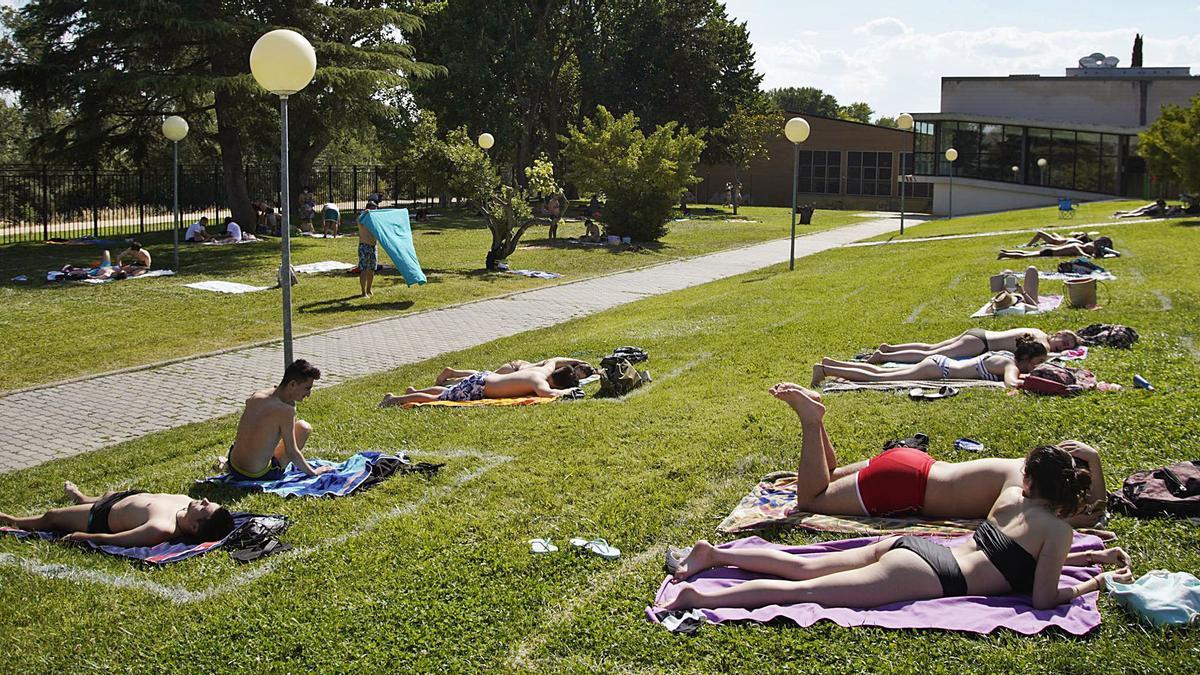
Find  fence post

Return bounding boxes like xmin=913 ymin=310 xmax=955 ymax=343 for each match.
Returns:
xmin=392 ymin=167 xmax=398 ymax=205
xmin=352 ymin=165 xmax=358 ymax=213
xmin=41 ymin=165 xmax=49 ymax=241
xmin=138 ymin=170 xmax=145 ymax=234
xmin=91 ymin=167 xmax=99 ymax=238
xmin=327 ymin=165 xmax=333 ymax=204
xmin=213 ymin=166 xmax=220 ymax=222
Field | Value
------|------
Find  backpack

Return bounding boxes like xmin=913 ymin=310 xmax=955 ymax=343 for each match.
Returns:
xmin=1078 ymin=323 xmax=1139 ymax=349
xmin=596 ymin=356 xmax=650 ymax=398
xmin=1058 ymin=257 xmax=1104 ymax=275
xmin=1108 ymin=461 xmax=1200 ymax=517
xmin=610 ymin=346 xmax=649 ymax=363
xmin=1019 ymin=363 xmax=1097 ymax=396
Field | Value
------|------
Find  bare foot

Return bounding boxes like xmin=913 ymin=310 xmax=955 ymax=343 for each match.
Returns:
xmin=662 ymin=582 xmax=702 ymax=611
xmin=774 ymin=381 xmax=827 ymax=420
xmin=865 ymin=350 xmax=887 ymax=364
xmin=672 ymin=540 xmax=720 ymax=580
xmin=877 ymin=343 xmax=893 ymax=352
xmin=810 ymin=364 xmax=825 ymax=387
xmin=64 ymin=481 xmax=86 ymax=504
xmin=405 ymin=386 xmax=416 ymax=394
xmin=435 ymin=367 xmax=453 ymax=386
xmin=379 ymin=393 xmax=397 ymax=408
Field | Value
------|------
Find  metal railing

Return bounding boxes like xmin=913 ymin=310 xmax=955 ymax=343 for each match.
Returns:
xmin=0 ymin=165 xmax=429 ymax=244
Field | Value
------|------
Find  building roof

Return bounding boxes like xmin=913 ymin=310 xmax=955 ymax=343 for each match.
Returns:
xmin=909 ymin=111 xmax=1144 ymax=135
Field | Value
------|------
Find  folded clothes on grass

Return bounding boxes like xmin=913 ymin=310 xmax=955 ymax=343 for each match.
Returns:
xmin=648 ymin=534 xmax=1105 ymax=635
xmin=199 ymin=451 xmax=442 ymax=497
xmin=0 ymin=512 xmax=282 ymax=565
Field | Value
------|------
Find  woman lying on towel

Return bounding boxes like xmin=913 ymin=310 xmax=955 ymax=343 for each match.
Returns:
xmin=813 ymin=335 xmax=1048 ymax=389
xmin=998 ymin=236 xmax=1119 ymax=260
xmin=663 ymin=443 xmax=1133 ymax=611
xmin=866 ymin=328 xmax=1080 ymax=365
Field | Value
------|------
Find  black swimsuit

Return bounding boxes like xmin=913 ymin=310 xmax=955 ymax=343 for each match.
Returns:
xmin=892 ymin=521 xmax=1039 ymax=597
xmin=86 ymin=490 xmax=146 ymax=534
xmin=965 ymin=327 xmax=990 ymax=351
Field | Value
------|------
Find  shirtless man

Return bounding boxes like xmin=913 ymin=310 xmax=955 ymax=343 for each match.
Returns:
xmin=225 ymin=359 xmax=332 ymax=479
xmin=115 ymin=241 xmax=152 ymax=272
xmin=379 ymin=357 xmax=588 ymax=407
xmin=357 ymin=201 xmax=379 ymax=297
xmin=0 ymin=482 xmax=234 ymax=546
xmin=433 ymin=357 xmax=594 ymax=386
xmin=767 ymin=382 xmax=1106 ymax=528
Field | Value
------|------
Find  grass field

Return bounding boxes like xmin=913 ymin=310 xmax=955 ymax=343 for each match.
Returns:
xmin=0 ymin=206 xmax=864 ymax=391
xmin=1 ymin=211 xmax=1197 ymax=672
xmin=866 ymin=199 xmax=1152 ymax=242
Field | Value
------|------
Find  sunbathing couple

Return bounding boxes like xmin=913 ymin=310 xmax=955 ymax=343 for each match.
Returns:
xmin=379 ymin=357 xmax=594 ymax=407
xmin=664 ymin=384 xmax=1130 ymax=611
xmin=998 ymin=233 xmax=1118 ymax=259
xmin=60 ymin=243 xmax=152 ymax=280
xmin=813 ymin=333 xmax=1049 ymax=389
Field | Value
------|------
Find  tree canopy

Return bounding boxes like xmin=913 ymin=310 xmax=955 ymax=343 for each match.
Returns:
xmin=1139 ymin=94 xmax=1200 ymax=195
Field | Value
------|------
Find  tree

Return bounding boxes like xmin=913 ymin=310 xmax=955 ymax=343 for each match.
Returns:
xmin=1139 ymin=95 xmax=1200 ymax=196
xmin=563 ymin=106 xmax=704 ymax=241
xmin=0 ymin=100 xmax=29 ymax=163
xmin=766 ymin=86 xmax=840 ymax=117
xmin=1132 ymin=33 xmax=1144 ymax=68
xmin=715 ymin=101 xmax=777 ymax=214
xmin=0 ymin=1 xmax=439 ymax=227
xmin=838 ymin=102 xmax=874 ymax=124
xmin=874 ymin=116 xmax=899 ymax=128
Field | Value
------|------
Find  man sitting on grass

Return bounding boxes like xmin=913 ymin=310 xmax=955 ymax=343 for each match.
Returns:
xmin=219 ymin=216 xmax=257 ymax=244
xmin=1 ymin=482 xmax=234 ymax=547
xmin=380 ymin=357 xmax=586 ymax=407
xmin=764 ymin=382 xmax=1106 ymax=527
xmin=185 ymin=217 xmax=212 ymax=242
xmin=222 ymin=359 xmax=332 ymax=480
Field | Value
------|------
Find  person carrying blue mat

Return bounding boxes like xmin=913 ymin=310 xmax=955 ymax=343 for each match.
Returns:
xmin=357 ymin=207 xmax=426 ymax=287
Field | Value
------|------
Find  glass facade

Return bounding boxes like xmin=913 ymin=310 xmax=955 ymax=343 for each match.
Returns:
xmin=847 ymin=152 xmax=892 ymax=196
xmin=913 ymin=120 xmax=1146 ymax=197
xmin=797 ymin=150 xmax=841 ymax=194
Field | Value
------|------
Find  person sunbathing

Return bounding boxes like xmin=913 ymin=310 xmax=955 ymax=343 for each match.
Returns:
xmin=224 ymin=359 xmax=332 ymax=480
xmin=868 ymin=328 xmax=1080 ymax=364
xmin=999 ymin=236 xmax=1118 ymax=260
xmin=815 ymin=335 xmax=1048 ymax=389
xmin=0 ymin=482 xmax=235 ymax=547
xmin=380 ymin=358 xmax=584 ymax=407
xmin=1113 ymin=200 xmax=1166 ymax=219
xmin=748 ymin=384 xmax=1106 ymax=528
xmin=60 ymin=248 xmax=148 ymax=280
xmin=663 ymin=420 xmax=1131 ymax=611
xmin=1025 ymin=230 xmax=1095 ymax=247
xmin=579 ymin=219 xmax=603 ymax=243
xmin=434 ymin=358 xmax=594 ymax=386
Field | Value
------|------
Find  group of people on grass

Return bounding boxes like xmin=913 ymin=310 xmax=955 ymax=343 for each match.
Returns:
xmin=184 ymin=216 xmax=259 ymax=244
xmin=59 ymin=241 xmax=153 ymax=280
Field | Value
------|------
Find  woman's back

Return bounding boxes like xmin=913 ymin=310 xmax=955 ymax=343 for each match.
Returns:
xmin=952 ymin=486 xmax=1069 ymax=595
xmin=985 ymin=328 xmax=1048 ymax=351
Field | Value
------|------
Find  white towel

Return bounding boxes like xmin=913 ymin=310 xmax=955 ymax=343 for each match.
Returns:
xmin=294 ymin=260 xmax=354 ymax=274
xmin=185 ymin=280 xmax=272 ymax=294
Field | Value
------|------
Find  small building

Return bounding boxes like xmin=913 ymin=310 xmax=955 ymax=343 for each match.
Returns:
xmin=911 ymin=54 xmax=1200 ymax=215
xmin=693 ymin=113 xmax=932 ymax=213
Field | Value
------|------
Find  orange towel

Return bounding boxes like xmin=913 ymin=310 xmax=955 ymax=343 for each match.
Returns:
xmin=401 ymin=396 xmax=556 ymax=409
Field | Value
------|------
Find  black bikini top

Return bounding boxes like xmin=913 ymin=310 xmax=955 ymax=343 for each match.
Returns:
xmin=973 ymin=520 xmax=1038 ymax=594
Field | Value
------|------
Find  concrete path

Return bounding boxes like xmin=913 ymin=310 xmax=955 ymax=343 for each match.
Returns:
xmin=0 ymin=217 xmax=905 ymax=474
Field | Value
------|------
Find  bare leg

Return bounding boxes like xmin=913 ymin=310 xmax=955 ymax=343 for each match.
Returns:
xmin=998 ymin=249 xmax=1038 ymax=259
xmin=272 ymin=419 xmax=313 ymax=464
xmin=870 ymin=335 xmax=983 ymax=363
xmin=64 ymin=482 xmax=106 ymax=505
xmin=380 ymin=387 xmax=447 ymax=408
xmin=1020 ymin=266 xmax=1039 ymax=305
xmin=818 ymin=358 xmax=939 ymax=383
xmin=771 ymin=383 xmax=864 ymax=514
xmin=436 ymin=367 xmax=476 ymax=386
xmin=363 ymin=270 xmax=374 ymax=297
xmin=0 ymin=504 xmax=93 ymax=533
xmin=877 ymin=336 xmax=960 ymax=353
xmin=672 ymin=538 xmax=892 ymax=580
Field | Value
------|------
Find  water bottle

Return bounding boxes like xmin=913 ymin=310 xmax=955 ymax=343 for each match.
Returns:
xmin=1133 ymin=374 xmax=1154 ymax=391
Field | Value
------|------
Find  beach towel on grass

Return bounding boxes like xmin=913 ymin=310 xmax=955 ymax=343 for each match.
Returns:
xmin=0 ymin=512 xmax=274 ymax=565
xmin=1040 ymin=270 xmax=1116 ymax=282
xmin=201 ymin=238 xmax=264 ymax=246
xmin=971 ymin=295 xmax=1062 ymax=318
xmin=718 ymin=475 xmax=979 ymax=535
xmin=402 ymin=396 xmax=557 ymax=410
xmin=48 ymin=269 xmax=175 ymax=284
xmin=647 ymin=534 xmax=1104 ymax=635
xmin=821 ymin=379 xmax=1005 ymax=394
xmin=295 ymin=260 xmax=354 ymax=274
xmin=198 ymin=451 xmax=430 ymax=498
xmin=359 ymin=208 xmax=426 ymax=286
xmin=508 ymin=269 xmax=562 ymax=279
xmin=185 ymin=280 xmax=272 ymax=294
xmin=1053 ymin=346 xmax=1089 ymax=362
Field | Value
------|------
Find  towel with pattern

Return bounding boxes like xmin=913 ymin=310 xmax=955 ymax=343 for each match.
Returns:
xmin=971 ymin=294 xmax=1063 ymax=318
xmin=402 ymin=396 xmax=557 ymax=409
xmin=821 ymin=379 xmax=1006 ymax=394
xmin=199 ymin=451 xmax=416 ymax=498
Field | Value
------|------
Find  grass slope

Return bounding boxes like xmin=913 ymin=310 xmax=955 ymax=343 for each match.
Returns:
xmin=0 ymin=206 xmax=862 ymax=391
xmin=868 ymin=199 xmax=1155 ymax=242
xmin=1 ymin=216 xmax=1198 ymax=672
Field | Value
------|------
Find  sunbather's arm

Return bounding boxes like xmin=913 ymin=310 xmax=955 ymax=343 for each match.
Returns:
xmin=542 ymin=357 xmax=587 ymax=370
xmin=533 ymin=384 xmax=576 ymax=398
xmin=1065 ymin=546 xmax=1130 ymax=568
xmin=1060 ymin=441 xmax=1106 ymax=527
xmin=277 ymin=411 xmax=328 ymax=477
xmin=64 ymin=522 xmax=171 ymax=547
xmin=1002 ymin=363 xmax=1023 ymax=388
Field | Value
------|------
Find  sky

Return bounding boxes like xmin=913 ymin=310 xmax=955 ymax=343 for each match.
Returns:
xmin=724 ymin=0 xmax=1200 ymax=120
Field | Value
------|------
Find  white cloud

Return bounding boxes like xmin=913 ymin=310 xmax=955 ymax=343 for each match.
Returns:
xmin=852 ymin=17 xmax=911 ymax=38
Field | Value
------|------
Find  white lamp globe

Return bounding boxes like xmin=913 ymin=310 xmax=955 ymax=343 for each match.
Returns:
xmin=784 ymin=117 xmax=811 ymax=144
xmin=478 ymin=133 xmax=495 ymax=150
xmin=162 ymin=116 xmax=189 ymax=142
xmin=1011 ymin=165 xmax=1019 ymax=173
xmin=944 ymin=148 xmax=958 ymax=162
xmin=896 ymin=113 xmax=914 ymax=130
xmin=1037 ymin=157 xmax=1048 ymax=167
xmin=250 ymin=30 xmax=317 ymax=96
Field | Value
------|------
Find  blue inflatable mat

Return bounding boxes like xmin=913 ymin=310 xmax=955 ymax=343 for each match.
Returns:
xmin=359 ymin=208 xmax=426 ymax=286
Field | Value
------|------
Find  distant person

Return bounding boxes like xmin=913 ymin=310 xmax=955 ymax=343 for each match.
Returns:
xmin=868 ymin=328 xmax=1081 ymax=364
xmin=251 ymin=200 xmax=280 ymax=234
xmin=321 ymin=202 xmax=341 ymax=238
xmin=434 ymin=357 xmax=594 ymax=386
xmin=219 ymin=216 xmax=256 ymax=243
xmin=223 ymin=359 xmax=332 ymax=481
xmin=588 ymin=195 xmax=602 ymax=220
xmin=115 ymin=241 xmax=152 ymax=270
xmin=1 ymin=482 xmax=234 ymax=547
xmin=1024 ymin=230 xmax=1094 ymax=247
xmin=298 ymin=187 xmax=317 ymax=230
xmin=185 ymin=217 xmax=212 ymax=243
xmin=580 ymin=219 xmax=603 ymax=243
xmin=357 ymin=201 xmax=379 ymax=298
xmin=1112 ymin=200 xmax=1166 ymax=219
xmin=379 ymin=358 xmax=584 ymax=407
xmin=998 ymin=236 xmax=1118 ymax=259
xmin=366 ymin=190 xmax=383 ymax=205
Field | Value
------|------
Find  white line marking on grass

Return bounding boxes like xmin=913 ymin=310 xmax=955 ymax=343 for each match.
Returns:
xmin=842 ymin=285 xmax=864 ymax=300
xmin=0 ymin=449 xmax=512 ymax=603
xmin=1152 ymin=290 xmax=1172 ymax=311
xmin=947 ymin=273 xmax=964 ymax=290
xmin=904 ymin=302 xmax=928 ymax=324
xmin=1182 ymin=337 xmax=1200 ymax=361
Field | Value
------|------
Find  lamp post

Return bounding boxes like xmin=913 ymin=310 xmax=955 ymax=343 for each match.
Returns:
xmin=250 ymin=29 xmax=317 ymax=369
xmin=478 ymin=133 xmax=494 ymax=151
xmin=944 ymin=147 xmax=958 ymax=219
xmin=161 ymin=115 xmax=188 ymax=272
xmin=1037 ymin=157 xmax=1048 ymax=186
xmin=1011 ymin=165 xmax=1019 ymax=183
xmin=784 ymin=116 xmax=810 ymax=271
xmin=896 ymin=113 xmax=914 ymax=234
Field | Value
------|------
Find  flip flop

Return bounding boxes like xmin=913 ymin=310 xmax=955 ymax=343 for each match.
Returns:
xmin=229 ymin=538 xmax=292 ymax=564
xmin=569 ymin=537 xmax=620 ymax=560
xmin=529 ymin=538 xmax=558 ymax=554
xmin=908 ymin=386 xmax=960 ymax=401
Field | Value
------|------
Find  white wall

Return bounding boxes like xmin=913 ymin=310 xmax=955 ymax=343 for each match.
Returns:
xmin=941 ymin=78 xmax=1200 ymax=128
xmin=920 ymin=176 xmax=1116 ymax=217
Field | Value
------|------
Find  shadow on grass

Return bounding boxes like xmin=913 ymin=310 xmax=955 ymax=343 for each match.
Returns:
xmin=518 ymin=236 xmax=669 ymax=256
xmin=297 ymin=295 xmax=415 ymax=314
xmin=1173 ymin=220 xmax=1200 ymax=228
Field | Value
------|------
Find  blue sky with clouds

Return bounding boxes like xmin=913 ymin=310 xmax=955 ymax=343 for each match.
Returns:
xmin=724 ymin=0 xmax=1200 ymax=119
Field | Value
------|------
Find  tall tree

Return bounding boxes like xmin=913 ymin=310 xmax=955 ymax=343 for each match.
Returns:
xmin=715 ymin=100 xmax=776 ymax=214
xmin=766 ymin=86 xmax=840 ymax=117
xmin=1132 ymin=33 xmax=1144 ymax=68
xmin=1139 ymin=94 xmax=1200 ymax=196
xmin=0 ymin=1 xmax=439 ymax=226
xmin=838 ymin=102 xmax=874 ymax=124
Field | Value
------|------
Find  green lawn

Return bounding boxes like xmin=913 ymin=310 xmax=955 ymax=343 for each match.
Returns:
xmin=1 ymin=216 xmax=1197 ymax=672
xmin=868 ymin=199 xmax=1157 ymax=242
xmin=0 ymin=206 xmax=864 ymax=391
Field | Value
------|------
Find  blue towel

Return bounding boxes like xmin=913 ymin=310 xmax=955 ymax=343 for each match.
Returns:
xmin=200 ymin=451 xmax=390 ymax=498
xmin=359 ymin=209 xmax=426 ymax=286
xmin=1107 ymin=570 xmax=1200 ymax=626
xmin=1 ymin=512 xmax=263 ymax=565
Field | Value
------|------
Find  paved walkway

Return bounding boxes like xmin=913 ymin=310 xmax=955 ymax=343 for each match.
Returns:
xmin=0 ymin=217 xmax=905 ymax=473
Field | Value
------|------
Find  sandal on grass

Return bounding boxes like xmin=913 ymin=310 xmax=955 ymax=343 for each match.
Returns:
xmin=664 ymin=546 xmax=692 ymax=575
xmin=528 ymin=538 xmax=558 ymax=554
xmin=569 ymin=537 xmax=620 ymax=560
xmin=908 ymin=386 xmax=959 ymax=401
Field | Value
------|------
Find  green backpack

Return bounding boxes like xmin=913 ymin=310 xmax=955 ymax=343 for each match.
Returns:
xmin=596 ymin=356 xmax=650 ymax=398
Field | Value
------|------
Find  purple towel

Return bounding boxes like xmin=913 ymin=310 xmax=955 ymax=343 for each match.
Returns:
xmin=647 ymin=534 xmax=1104 ymax=635
xmin=1 ymin=512 xmax=262 ymax=565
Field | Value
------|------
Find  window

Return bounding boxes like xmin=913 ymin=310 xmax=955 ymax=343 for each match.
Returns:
xmin=797 ymin=150 xmax=841 ymax=194
xmin=847 ymin=152 xmax=893 ymax=196
xmin=900 ymin=153 xmax=932 ymax=198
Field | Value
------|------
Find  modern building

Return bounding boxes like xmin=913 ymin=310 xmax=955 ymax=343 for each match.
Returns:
xmin=911 ymin=53 xmax=1200 ymax=215
xmin=693 ymin=113 xmax=932 ymax=213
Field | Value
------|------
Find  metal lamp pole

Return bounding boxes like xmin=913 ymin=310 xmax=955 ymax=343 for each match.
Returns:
xmin=162 ymin=116 xmax=188 ymax=272
xmin=784 ymin=117 xmax=810 ymax=271
xmin=279 ymin=96 xmax=294 ymax=366
xmin=896 ymin=113 xmax=914 ymax=235
xmin=945 ymin=147 xmax=958 ymax=220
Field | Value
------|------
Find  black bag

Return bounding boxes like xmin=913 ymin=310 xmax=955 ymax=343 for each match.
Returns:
xmin=883 ymin=433 xmax=930 ymax=452
xmin=1108 ymin=461 xmax=1200 ymax=517
xmin=610 ymin=346 xmax=649 ymax=363
xmin=1078 ymin=323 xmax=1139 ymax=349
xmin=596 ymin=356 xmax=649 ymax=398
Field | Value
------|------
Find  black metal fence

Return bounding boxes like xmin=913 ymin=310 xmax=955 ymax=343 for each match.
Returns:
xmin=0 ymin=165 xmax=429 ymax=244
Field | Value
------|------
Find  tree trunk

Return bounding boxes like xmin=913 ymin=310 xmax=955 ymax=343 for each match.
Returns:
xmin=731 ymin=167 xmax=740 ymax=215
xmin=214 ymin=90 xmax=255 ymax=229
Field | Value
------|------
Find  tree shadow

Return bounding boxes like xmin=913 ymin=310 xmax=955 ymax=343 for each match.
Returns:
xmin=1173 ymin=220 xmax=1200 ymax=228
xmin=518 ymin=236 xmax=668 ymax=256
xmin=297 ymin=295 xmax=415 ymax=314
